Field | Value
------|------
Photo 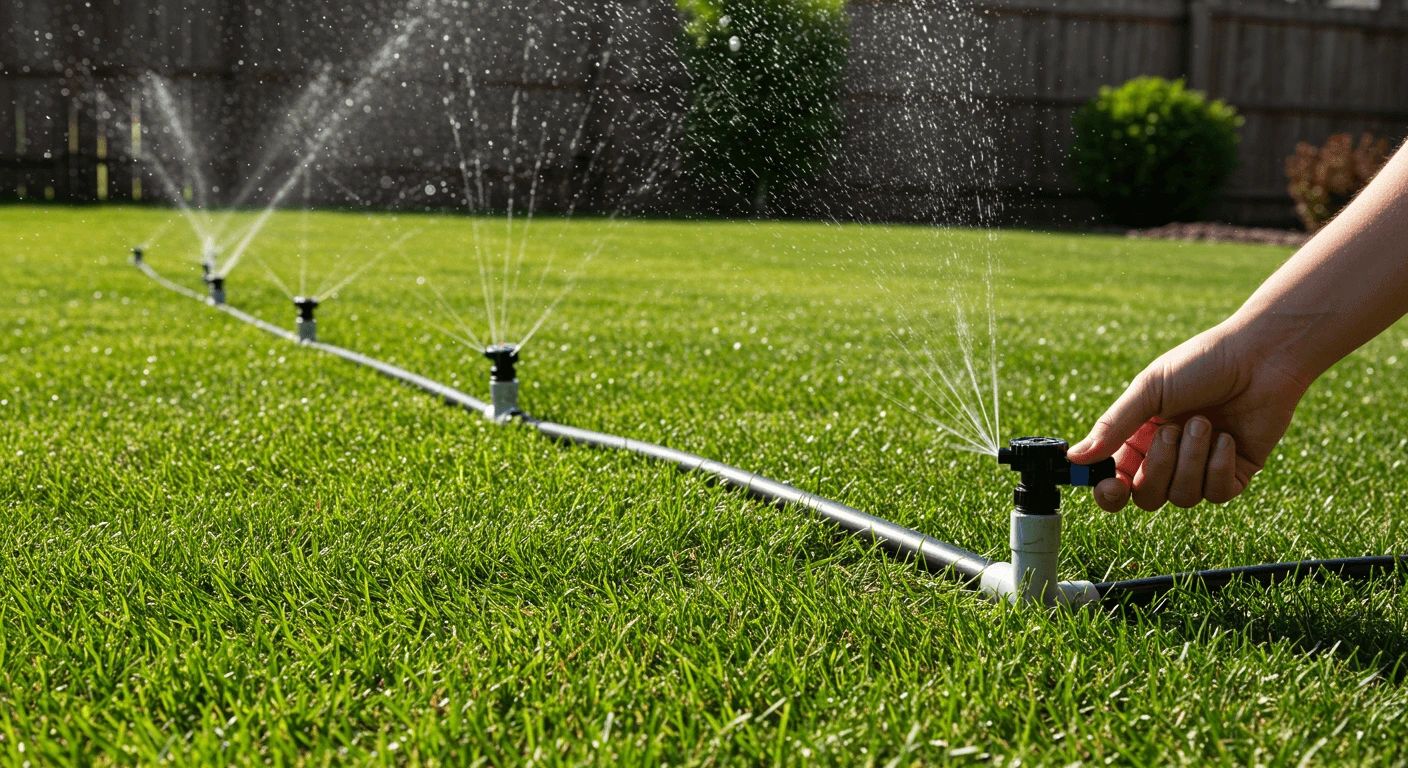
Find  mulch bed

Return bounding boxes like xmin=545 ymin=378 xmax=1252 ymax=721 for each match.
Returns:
xmin=1126 ymin=222 xmax=1309 ymax=247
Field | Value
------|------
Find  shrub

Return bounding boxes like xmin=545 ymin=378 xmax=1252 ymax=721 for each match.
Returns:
xmin=1070 ymin=77 xmax=1243 ymax=227
xmin=1285 ymin=133 xmax=1390 ymax=232
xmin=677 ymin=0 xmax=849 ymax=216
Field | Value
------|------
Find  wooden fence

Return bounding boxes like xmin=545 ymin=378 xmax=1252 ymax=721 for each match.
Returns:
xmin=1 ymin=0 xmax=1405 ymax=226
xmin=968 ymin=0 xmax=1408 ymax=224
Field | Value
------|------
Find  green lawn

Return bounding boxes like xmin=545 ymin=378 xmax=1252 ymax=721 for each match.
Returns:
xmin=3 ymin=205 xmax=1408 ymax=765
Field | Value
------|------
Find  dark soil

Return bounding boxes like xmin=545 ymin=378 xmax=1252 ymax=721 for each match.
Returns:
xmin=1126 ymin=222 xmax=1309 ymax=247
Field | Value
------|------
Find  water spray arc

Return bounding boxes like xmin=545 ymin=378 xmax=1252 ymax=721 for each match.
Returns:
xmin=134 ymin=259 xmax=1408 ymax=610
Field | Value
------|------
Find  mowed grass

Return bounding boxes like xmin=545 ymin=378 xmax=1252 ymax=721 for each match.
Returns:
xmin=3 ymin=205 xmax=1408 ymax=765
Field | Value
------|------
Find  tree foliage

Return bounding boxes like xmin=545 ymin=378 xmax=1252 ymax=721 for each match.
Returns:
xmin=677 ymin=0 xmax=849 ymax=215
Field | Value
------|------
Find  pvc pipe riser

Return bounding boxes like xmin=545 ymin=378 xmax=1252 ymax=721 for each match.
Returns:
xmin=488 ymin=379 xmax=519 ymax=422
xmin=1011 ymin=510 xmax=1061 ymax=605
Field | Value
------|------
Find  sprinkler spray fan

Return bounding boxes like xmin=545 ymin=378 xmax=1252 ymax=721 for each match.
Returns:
xmin=483 ymin=343 xmax=521 ymax=422
xmin=979 ymin=437 xmax=1116 ymax=607
xmin=293 ymin=296 xmax=319 ymax=342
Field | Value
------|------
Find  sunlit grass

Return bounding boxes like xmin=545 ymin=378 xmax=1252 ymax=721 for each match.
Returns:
xmin=2 ymin=205 xmax=1407 ymax=764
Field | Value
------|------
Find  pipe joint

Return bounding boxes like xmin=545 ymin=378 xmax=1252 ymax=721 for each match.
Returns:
xmin=978 ymin=561 xmax=1099 ymax=608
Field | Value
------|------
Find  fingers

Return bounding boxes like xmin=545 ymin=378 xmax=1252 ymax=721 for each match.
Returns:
xmin=1094 ymin=477 xmax=1129 ymax=513
xmin=1167 ymin=416 xmax=1213 ymax=508
xmin=1131 ymin=423 xmax=1181 ymax=511
xmin=1091 ymin=417 xmax=1253 ymax=512
xmin=1203 ymin=433 xmax=1242 ymax=503
xmin=1068 ymin=370 xmax=1165 ymax=464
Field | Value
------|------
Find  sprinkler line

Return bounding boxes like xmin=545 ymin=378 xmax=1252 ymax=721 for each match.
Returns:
xmin=134 ymin=259 xmax=1408 ymax=608
xmin=135 ymin=259 xmax=992 ymax=581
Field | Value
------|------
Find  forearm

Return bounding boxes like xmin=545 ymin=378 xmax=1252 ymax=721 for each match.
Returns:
xmin=1228 ymin=142 xmax=1408 ymax=383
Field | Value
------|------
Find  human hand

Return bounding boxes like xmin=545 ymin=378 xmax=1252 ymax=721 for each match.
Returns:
xmin=1067 ymin=321 xmax=1312 ymax=512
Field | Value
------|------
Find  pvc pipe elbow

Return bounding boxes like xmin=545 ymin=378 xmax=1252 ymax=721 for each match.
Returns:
xmin=977 ymin=562 xmax=1099 ymax=608
xmin=976 ymin=511 xmax=1099 ymax=608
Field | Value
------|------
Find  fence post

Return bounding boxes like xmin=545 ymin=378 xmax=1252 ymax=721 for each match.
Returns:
xmin=1185 ymin=0 xmax=1213 ymax=92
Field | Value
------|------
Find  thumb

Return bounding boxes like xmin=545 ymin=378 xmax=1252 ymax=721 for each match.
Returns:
xmin=1068 ymin=370 xmax=1163 ymax=463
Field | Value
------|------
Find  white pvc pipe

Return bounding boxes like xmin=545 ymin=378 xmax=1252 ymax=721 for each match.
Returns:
xmin=488 ymin=379 xmax=519 ymax=422
xmin=977 ymin=512 xmax=1099 ymax=607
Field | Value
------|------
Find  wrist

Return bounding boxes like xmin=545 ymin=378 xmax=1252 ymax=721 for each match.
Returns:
xmin=1221 ymin=304 xmax=1328 ymax=389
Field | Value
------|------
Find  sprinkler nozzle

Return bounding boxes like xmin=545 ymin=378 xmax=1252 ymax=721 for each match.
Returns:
xmin=293 ymin=296 xmax=319 ymax=342
xmin=131 ymin=246 xmax=144 ymax=265
xmin=986 ymin=437 xmax=1115 ymax=607
xmin=483 ymin=343 xmax=522 ymax=421
xmin=998 ymin=436 xmax=1116 ymax=515
xmin=483 ymin=343 xmax=520 ymax=383
xmin=204 ymin=273 xmax=226 ymax=305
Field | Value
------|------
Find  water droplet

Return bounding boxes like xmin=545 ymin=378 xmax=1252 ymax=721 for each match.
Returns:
xmin=728 ymin=36 xmax=741 ymax=52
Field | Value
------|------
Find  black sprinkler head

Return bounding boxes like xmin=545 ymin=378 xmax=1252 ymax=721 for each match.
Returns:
xmin=998 ymin=436 xmax=1116 ymax=515
xmin=483 ymin=343 xmax=520 ymax=383
xmin=131 ymin=247 xmax=144 ymax=264
xmin=201 ymin=261 xmax=212 ymax=277
xmin=293 ymin=296 xmax=319 ymax=322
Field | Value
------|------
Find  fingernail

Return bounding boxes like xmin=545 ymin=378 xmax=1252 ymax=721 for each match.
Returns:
xmin=1099 ymin=486 xmax=1120 ymax=505
xmin=1069 ymin=437 xmax=1093 ymax=456
xmin=1217 ymin=433 xmax=1234 ymax=452
xmin=1160 ymin=425 xmax=1181 ymax=445
xmin=1188 ymin=417 xmax=1209 ymax=438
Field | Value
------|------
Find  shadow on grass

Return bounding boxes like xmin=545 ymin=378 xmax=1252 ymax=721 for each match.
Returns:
xmin=1117 ymin=575 xmax=1408 ymax=683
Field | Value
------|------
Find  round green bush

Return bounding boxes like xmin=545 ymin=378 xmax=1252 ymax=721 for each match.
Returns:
xmin=1070 ymin=77 xmax=1243 ymax=226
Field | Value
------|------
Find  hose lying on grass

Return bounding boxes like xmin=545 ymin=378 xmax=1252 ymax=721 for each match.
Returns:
xmin=136 ymin=261 xmax=1407 ymax=607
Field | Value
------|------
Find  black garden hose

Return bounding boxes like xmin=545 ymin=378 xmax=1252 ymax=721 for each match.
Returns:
xmin=1096 ymin=555 xmax=1408 ymax=606
xmin=526 ymin=418 xmax=994 ymax=580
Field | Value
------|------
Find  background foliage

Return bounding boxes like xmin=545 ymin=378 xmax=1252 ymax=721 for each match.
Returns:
xmin=1286 ymin=132 xmax=1391 ymax=233
xmin=1070 ymin=77 xmax=1243 ymax=227
xmin=677 ymin=0 xmax=849 ymax=216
